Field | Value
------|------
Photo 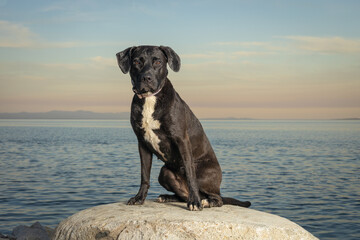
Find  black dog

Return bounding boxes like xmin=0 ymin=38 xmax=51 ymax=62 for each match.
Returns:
xmin=116 ymin=45 xmax=251 ymax=211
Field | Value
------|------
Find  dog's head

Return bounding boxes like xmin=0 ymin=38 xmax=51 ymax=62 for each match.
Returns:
xmin=116 ymin=45 xmax=181 ymax=98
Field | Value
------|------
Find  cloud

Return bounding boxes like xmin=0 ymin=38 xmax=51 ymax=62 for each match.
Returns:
xmin=212 ymin=41 xmax=269 ymax=47
xmin=0 ymin=20 xmax=36 ymax=47
xmin=42 ymin=63 xmax=86 ymax=70
xmin=213 ymin=37 xmax=360 ymax=54
xmin=0 ymin=20 xmax=100 ymax=48
xmin=181 ymin=53 xmax=214 ymax=59
xmin=90 ymin=56 xmax=117 ymax=67
xmin=40 ymin=4 xmax=66 ymax=12
xmin=45 ymin=41 xmax=83 ymax=48
xmin=180 ymin=50 xmax=273 ymax=61
xmin=39 ymin=56 xmax=117 ymax=70
xmin=284 ymin=36 xmax=360 ymax=54
xmin=208 ymin=41 xmax=281 ymax=57
xmin=233 ymin=51 xmax=274 ymax=56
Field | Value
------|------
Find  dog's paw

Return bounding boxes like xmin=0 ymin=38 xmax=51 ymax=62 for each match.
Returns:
xmin=201 ymin=199 xmax=210 ymax=208
xmin=187 ymin=200 xmax=203 ymax=211
xmin=156 ymin=195 xmax=166 ymax=203
xmin=187 ymin=192 xmax=203 ymax=211
xmin=127 ymin=196 xmax=145 ymax=205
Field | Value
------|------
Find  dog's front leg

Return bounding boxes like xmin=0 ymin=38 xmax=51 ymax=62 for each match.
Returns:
xmin=176 ymin=135 xmax=202 ymax=211
xmin=127 ymin=142 xmax=153 ymax=205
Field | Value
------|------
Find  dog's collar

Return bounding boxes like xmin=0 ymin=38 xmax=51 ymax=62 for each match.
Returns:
xmin=134 ymin=87 xmax=163 ymax=99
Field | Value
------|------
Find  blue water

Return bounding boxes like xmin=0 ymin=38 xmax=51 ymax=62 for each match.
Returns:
xmin=0 ymin=120 xmax=359 ymax=239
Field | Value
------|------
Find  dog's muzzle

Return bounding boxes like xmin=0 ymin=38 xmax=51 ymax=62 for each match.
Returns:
xmin=132 ymin=87 xmax=162 ymax=99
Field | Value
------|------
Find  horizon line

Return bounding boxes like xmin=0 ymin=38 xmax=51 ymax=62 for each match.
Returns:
xmin=0 ymin=110 xmax=359 ymax=121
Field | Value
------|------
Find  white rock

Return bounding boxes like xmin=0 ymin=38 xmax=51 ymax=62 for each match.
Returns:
xmin=53 ymin=201 xmax=318 ymax=240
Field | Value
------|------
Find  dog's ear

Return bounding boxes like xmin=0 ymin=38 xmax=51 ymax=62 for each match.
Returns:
xmin=159 ymin=46 xmax=181 ymax=72
xmin=116 ymin=47 xmax=135 ymax=74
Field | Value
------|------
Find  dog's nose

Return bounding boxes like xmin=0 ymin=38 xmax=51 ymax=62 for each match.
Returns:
xmin=142 ymin=75 xmax=153 ymax=83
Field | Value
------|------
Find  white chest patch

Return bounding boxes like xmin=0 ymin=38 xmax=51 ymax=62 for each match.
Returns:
xmin=141 ymin=96 xmax=166 ymax=160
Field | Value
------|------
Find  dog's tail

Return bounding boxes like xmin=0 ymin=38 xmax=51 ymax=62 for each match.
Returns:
xmin=222 ymin=197 xmax=251 ymax=208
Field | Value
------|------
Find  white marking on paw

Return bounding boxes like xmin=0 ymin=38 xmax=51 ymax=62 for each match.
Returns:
xmin=141 ymin=96 xmax=166 ymax=160
xmin=201 ymin=199 xmax=210 ymax=208
xmin=189 ymin=204 xmax=200 ymax=211
xmin=156 ymin=196 xmax=166 ymax=203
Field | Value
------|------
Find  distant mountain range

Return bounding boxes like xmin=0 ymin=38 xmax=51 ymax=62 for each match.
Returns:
xmin=0 ymin=111 xmax=130 ymax=120
xmin=0 ymin=111 xmax=253 ymax=120
xmin=0 ymin=111 xmax=358 ymax=120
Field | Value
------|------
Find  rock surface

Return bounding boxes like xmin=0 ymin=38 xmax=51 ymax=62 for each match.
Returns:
xmin=54 ymin=200 xmax=318 ymax=240
xmin=12 ymin=222 xmax=53 ymax=240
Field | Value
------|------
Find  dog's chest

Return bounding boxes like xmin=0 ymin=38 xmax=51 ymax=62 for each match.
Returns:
xmin=141 ymin=96 xmax=166 ymax=160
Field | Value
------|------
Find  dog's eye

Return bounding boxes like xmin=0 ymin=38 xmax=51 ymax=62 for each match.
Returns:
xmin=154 ymin=60 xmax=162 ymax=66
xmin=133 ymin=60 xmax=141 ymax=66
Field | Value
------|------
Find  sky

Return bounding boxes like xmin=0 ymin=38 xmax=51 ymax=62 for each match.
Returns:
xmin=0 ymin=0 xmax=359 ymax=119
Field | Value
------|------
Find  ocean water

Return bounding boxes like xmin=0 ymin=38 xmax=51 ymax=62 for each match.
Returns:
xmin=0 ymin=119 xmax=359 ymax=239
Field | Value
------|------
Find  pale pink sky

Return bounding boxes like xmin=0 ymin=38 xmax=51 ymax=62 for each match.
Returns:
xmin=1 ymin=1 xmax=360 ymax=119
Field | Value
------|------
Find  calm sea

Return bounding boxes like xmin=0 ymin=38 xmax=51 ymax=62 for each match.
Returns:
xmin=0 ymin=119 xmax=359 ymax=239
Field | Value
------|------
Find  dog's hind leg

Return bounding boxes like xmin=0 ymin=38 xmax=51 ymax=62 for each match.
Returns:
xmin=157 ymin=165 xmax=189 ymax=202
xmin=195 ymin=161 xmax=224 ymax=208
